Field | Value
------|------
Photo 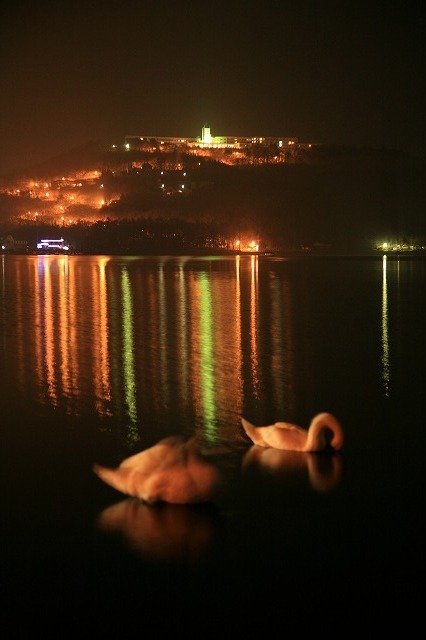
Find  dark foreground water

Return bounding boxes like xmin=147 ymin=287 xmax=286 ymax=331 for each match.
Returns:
xmin=1 ymin=253 xmax=425 ymax=630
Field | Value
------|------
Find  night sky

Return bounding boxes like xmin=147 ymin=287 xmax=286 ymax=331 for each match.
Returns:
xmin=1 ymin=0 xmax=425 ymax=175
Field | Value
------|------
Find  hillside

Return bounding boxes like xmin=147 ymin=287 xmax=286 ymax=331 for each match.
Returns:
xmin=1 ymin=142 xmax=425 ymax=253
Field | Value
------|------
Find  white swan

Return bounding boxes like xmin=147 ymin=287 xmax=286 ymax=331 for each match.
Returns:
xmin=241 ymin=412 xmax=344 ymax=452
xmin=93 ymin=435 xmax=222 ymax=504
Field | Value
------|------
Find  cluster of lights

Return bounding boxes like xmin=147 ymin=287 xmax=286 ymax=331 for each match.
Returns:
xmin=36 ymin=238 xmax=69 ymax=251
xmin=235 ymin=239 xmax=260 ymax=252
xmin=377 ymin=241 xmax=419 ymax=252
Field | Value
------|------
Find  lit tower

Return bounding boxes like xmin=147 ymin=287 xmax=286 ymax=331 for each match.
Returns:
xmin=202 ymin=124 xmax=212 ymax=144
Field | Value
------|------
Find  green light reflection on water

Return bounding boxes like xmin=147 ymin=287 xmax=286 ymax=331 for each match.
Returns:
xmin=121 ymin=266 xmax=139 ymax=442
xmin=197 ymin=272 xmax=216 ymax=440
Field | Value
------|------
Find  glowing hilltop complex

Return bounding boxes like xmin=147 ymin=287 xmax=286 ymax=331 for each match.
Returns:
xmin=124 ymin=124 xmax=313 ymax=153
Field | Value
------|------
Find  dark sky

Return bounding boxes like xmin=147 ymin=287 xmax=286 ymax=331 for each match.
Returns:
xmin=1 ymin=0 xmax=425 ymax=175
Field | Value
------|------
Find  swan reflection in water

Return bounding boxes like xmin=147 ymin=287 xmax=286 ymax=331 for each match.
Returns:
xmin=242 ymin=446 xmax=344 ymax=493
xmin=95 ymin=498 xmax=220 ymax=562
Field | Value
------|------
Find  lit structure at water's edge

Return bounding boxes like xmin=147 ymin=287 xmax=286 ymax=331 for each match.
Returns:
xmin=36 ymin=238 xmax=69 ymax=252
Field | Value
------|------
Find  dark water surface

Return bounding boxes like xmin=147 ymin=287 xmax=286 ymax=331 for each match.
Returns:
xmin=1 ymin=253 xmax=425 ymax=629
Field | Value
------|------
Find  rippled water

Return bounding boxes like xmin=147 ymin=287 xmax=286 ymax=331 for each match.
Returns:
xmin=1 ymin=253 xmax=425 ymax=629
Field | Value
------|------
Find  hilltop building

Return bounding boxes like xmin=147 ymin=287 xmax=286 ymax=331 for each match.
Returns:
xmin=124 ymin=124 xmax=310 ymax=153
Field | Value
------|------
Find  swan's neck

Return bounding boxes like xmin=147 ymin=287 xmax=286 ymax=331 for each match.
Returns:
xmin=306 ymin=414 xmax=343 ymax=451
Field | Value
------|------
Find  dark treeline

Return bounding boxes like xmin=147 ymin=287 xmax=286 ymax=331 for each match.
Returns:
xmin=63 ymin=217 xmax=232 ymax=254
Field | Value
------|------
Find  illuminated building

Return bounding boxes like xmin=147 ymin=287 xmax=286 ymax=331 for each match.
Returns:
xmin=124 ymin=124 xmax=302 ymax=152
xmin=36 ymin=238 xmax=69 ymax=252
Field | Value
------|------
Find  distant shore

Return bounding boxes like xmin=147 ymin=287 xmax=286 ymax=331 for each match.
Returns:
xmin=2 ymin=247 xmax=426 ymax=259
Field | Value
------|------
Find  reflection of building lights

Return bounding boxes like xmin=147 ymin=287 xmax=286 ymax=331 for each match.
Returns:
xmin=121 ymin=267 xmax=138 ymax=439
xmin=197 ymin=273 xmax=216 ymax=438
xmin=382 ymin=255 xmax=390 ymax=397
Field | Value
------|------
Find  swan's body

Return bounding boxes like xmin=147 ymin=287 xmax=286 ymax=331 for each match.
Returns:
xmin=93 ymin=435 xmax=222 ymax=504
xmin=241 ymin=412 xmax=344 ymax=452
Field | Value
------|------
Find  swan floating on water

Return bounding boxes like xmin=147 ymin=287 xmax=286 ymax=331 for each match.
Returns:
xmin=241 ymin=412 xmax=344 ymax=452
xmin=93 ymin=435 xmax=222 ymax=504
